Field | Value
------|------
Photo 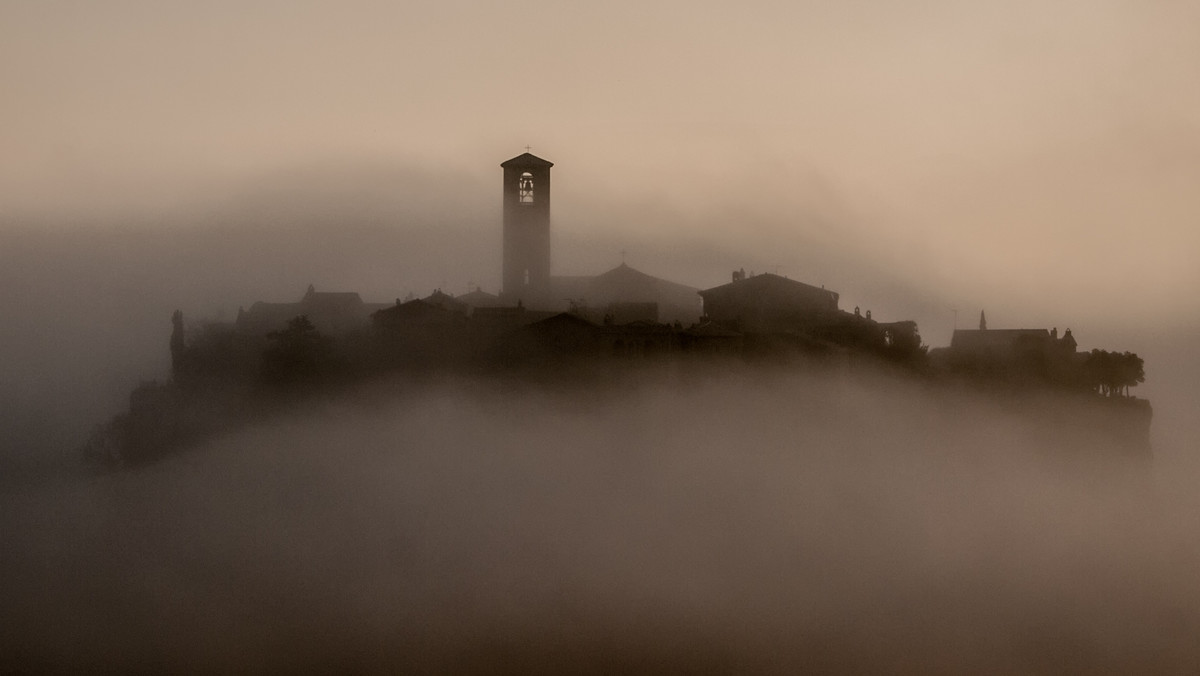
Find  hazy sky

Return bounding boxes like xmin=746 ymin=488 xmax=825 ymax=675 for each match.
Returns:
xmin=4 ymin=6 xmax=1200 ymax=668
xmin=3 ymin=0 xmax=1199 ymax=337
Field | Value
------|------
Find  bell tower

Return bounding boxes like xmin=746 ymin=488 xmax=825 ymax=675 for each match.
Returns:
xmin=501 ymin=151 xmax=553 ymax=305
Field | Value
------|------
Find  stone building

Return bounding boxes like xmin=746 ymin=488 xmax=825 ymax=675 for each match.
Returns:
xmin=698 ymin=272 xmax=840 ymax=333
xmin=236 ymin=284 xmax=388 ymax=335
xmin=499 ymin=151 xmax=702 ymax=325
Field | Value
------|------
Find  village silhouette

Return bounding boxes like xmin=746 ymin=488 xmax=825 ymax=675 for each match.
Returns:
xmin=87 ymin=152 xmax=1150 ymax=465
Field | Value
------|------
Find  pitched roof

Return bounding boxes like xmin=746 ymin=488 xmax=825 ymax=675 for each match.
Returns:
xmin=500 ymin=152 xmax=554 ymax=169
xmin=239 ymin=302 xmax=304 ymax=327
xmin=306 ymin=292 xmax=362 ymax=302
xmin=296 ymin=285 xmax=366 ymax=316
xmin=699 ymin=273 xmax=833 ymax=300
xmin=423 ymin=289 xmax=469 ymax=314
xmin=950 ymin=329 xmax=1051 ymax=352
xmin=457 ymin=288 xmax=501 ymax=307
xmin=372 ymin=299 xmax=455 ymax=322
xmin=590 ymin=263 xmax=698 ymax=298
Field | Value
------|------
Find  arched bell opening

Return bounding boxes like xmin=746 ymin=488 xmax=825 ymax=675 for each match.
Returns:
xmin=518 ymin=172 xmax=534 ymax=204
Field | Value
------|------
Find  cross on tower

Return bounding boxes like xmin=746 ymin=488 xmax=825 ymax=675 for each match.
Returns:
xmin=524 ymin=145 xmax=532 ymax=152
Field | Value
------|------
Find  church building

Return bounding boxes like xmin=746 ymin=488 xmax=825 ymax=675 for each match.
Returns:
xmin=498 ymin=151 xmax=702 ymax=324
xmin=500 ymin=152 xmax=554 ymax=305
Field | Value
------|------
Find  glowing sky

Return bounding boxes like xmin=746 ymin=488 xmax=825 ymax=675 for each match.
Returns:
xmin=4 ymin=1 xmax=1199 ymax=338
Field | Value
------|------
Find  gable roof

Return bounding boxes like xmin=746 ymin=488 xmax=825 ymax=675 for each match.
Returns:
xmin=698 ymin=273 xmax=833 ymax=301
xmin=372 ymin=299 xmax=458 ymax=323
xmin=305 ymin=291 xmax=362 ymax=302
xmin=457 ymin=288 xmax=501 ymax=307
xmin=302 ymin=284 xmax=362 ymax=305
xmin=589 ymin=263 xmax=698 ymax=298
xmin=238 ymin=302 xmax=304 ymax=327
xmin=423 ymin=289 xmax=469 ymax=314
xmin=500 ymin=152 xmax=554 ymax=169
xmin=950 ymin=329 xmax=1051 ymax=352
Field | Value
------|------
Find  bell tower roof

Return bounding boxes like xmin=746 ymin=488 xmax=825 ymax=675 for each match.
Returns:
xmin=501 ymin=152 xmax=554 ymax=169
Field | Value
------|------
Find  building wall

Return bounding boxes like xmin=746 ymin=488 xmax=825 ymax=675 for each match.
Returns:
xmin=701 ymin=275 xmax=839 ymax=333
xmin=501 ymin=160 xmax=552 ymax=305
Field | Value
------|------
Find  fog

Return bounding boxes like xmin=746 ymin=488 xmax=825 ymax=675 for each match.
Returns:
xmin=4 ymin=0 xmax=1200 ymax=671
xmin=2 ymin=135 xmax=1198 ymax=676
xmin=1 ymin=131 xmax=1198 ymax=676
xmin=5 ymin=1 xmax=1200 ymax=324
xmin=0 ymin=201 xmax=1197 ymax=671
xmin=2 ymin=367 xmax=1198 ymax=673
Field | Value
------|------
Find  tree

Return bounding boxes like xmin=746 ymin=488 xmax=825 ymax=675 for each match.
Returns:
xmin=261 ymin=315 xmax=333 ymax=385
xmin=1114 ymin=351 xmax=1146 ymax=397
xmin=880 ymin=321 xmax=927 ymax=363
xmin=1084 ymin=349 xmax=1145 ymax=398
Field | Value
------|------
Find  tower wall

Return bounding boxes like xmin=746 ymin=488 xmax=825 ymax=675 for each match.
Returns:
xmin=501 ymin=154 xmax=553 ymax=305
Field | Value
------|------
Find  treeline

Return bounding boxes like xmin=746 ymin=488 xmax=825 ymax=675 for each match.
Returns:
xmin=940 ymin=345 xmax=1145 ymax=397
xmin=1083 ymin=349 xmax=1145 ymax=398
xmin=83 ymin=309 xmax=1146 ymax=468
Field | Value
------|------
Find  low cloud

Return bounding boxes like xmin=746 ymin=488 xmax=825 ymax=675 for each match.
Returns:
xmin=3 ymin=369 xmax=1197 ymax=672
